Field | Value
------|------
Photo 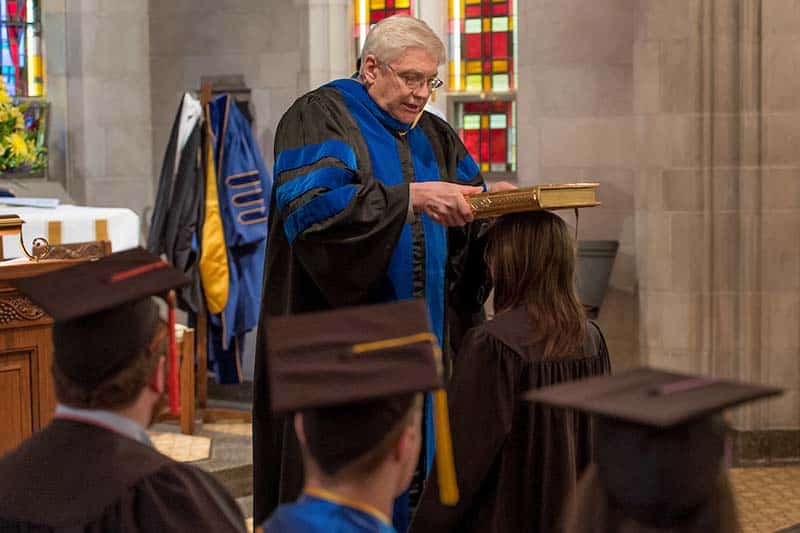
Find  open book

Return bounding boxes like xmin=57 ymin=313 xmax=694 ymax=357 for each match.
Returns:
xmin=466 ymin=182 xmax=600 ymax=219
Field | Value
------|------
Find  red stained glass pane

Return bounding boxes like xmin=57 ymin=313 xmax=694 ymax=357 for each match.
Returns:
xmin=480 ymin=130 xmax=489 ymax=162
xmin=492 ymin=3 xmax=508 ymax=15
xmin=492 ymin=32 xmax=508 ymax=58
xmin=465 ymin=5 xmax=481 ymax=17
xmin=463 ymin=130 xmax=480 ymax=161
xmin=483 ymin=60 xmax=491 ymax=73
xmin=490 ymin=129 xmax=506 ymax=163
xmin=395 ymin=8 xmax=410 ymax=15
xmin=463 ymin=102 xmax=484 ymax=113
xmin=387 ymin=0 xmax=394 ymax=7
xmin=465 ymin=33 xmax=482 ymax=58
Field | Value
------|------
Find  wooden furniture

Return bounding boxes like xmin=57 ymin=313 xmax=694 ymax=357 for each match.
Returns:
xmin=0 ymin=258 xmax=84 ymax=456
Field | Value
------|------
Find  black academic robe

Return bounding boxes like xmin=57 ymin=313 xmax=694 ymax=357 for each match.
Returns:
xmin=147 ymin=95 xmax=204 ymax=314
xmin=253 ymin=79 xmax=491 ymax=524
xmin=410 ymin=309 xmax=612 ymax=533
xmin=0 ymin=419 xmax=246 ymax=532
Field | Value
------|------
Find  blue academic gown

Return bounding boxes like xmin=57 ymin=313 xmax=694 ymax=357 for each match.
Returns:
xmin=205 ymin=94 xmax=272 ymax=383
xmin=264 ymin=493 xmax=396 ymax=533
xmin=253 ymin=79 xmax=491 ymax=530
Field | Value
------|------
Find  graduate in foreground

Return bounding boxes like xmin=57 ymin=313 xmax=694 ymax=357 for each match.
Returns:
xmin=262 ymin=299 xmax=457 ymax=533
xmin=0 ymin=248 xmax=246 ymax=532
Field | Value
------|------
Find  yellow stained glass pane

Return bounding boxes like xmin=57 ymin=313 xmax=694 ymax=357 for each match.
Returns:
xmin=449 ymin=75 xmax=465 ymax=91
xmin=481 ymin=162 xmax=490 ymax=172
xmin=483 ymin=75 xmax=492 ymax=91
xmin=466 ymin=60 xmax=482 ymax=74
xmin=370 ymin=0 xmax=385 ymax=8
xmin=396 ymin=0 xmax=410 ymax=7
xmin=508 ymin=15 xmax=514 ymax=30
xmin=492 ymin=59 xmax=508 ymax=72
xmin=481 ymin=115 xmax=489 ymax=129
xmin=483 ymin=18 xmax=491 ymax=32
xmin=466 ymin=74 xmax=482 ymax=92
xmin=465 ymin=18 xmax=482 ymax=33
xmin=466 ymin=0 xmax=481 ymax=4
xmin=463 ymin=114 xmax=481 ymax=130
xmin=492 ymin=16 xmax=508 ymax=32
xmin=493 ymin=74 xmax=510 ymax=91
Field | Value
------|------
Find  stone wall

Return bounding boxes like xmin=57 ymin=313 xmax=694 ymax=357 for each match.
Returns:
xmin=634 ymin=0 xmax=800 ymax=443
xmin=516 ymin=0 xmax=639 ymax=370
xmin=148 ymin=0 xmax=308 ymax=180
xmin=62 ymin=0 xmax=153 ymax=216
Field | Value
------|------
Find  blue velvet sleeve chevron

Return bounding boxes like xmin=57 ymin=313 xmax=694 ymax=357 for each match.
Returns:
xmin=273 ymin=142 xmax=359 ymax=243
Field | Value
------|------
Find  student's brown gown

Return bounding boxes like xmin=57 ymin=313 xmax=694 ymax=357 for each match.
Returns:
xmin=0 ymin=419 xmax=246 ymax=532
xmin=411 ymin=308 xmax=612 ymax=533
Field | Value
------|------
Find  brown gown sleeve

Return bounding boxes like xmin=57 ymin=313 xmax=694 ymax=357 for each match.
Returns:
xmin=129 ymin=463 xmax=247 ymax=533
xmin=410 ymin=327 xmax=517 ymax=532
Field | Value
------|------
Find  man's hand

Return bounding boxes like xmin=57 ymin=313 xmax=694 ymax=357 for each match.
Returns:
xmin=410 ymin=182 xmax=483 ymax=227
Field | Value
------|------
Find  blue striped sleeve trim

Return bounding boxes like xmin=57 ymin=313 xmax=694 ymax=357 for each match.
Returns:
xmin=274 ymin=140 xmax=357 ymax=176
xmin=275 ymin=166 xmax=354 ymax=212
xmin=284 ymin=185 xmax=358 ymax=243
xmin=456 ymin=154 xmax=480 ymax=183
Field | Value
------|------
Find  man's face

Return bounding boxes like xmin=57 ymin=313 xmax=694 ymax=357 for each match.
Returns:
xmin=365 ymin=47 xmax=439 ymax=125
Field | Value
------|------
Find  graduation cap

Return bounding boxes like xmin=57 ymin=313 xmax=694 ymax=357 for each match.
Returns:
xmin=268 ymin=298 xmax=460 ymax=505
xmin=524 ymin=367 xmax=781 ymax=528
xmin=12 ymin=247 xmax=189 ymax=415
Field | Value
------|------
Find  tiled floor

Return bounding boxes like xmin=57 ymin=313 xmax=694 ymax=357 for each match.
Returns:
xmin=152 ymin=421 xmax=800 ymax=533
xmin=149 ymin=431 xmax=211 ymax=462
xmin=730 ymin=466 xmax=800 ymax=533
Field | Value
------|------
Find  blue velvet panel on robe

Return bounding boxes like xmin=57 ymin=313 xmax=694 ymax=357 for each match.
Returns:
xmin=205 ymin=94 xmax=272 ymax=383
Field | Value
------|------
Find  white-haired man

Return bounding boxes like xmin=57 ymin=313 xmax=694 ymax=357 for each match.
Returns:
xmin=254 ymin=15 xmax=513 ymax=531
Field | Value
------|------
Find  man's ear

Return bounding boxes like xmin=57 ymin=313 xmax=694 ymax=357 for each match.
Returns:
xmin=361 ymin=54 xmax=379 ymax=85
xmin=148 ymin=356 xmax=166 ymax=395
xmin=294 ymin=412 xmax=307 ymax=447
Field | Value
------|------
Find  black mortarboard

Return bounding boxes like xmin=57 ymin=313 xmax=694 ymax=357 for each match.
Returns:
xmin=268 ymin=298 xmax=460 ymax=505
xmin=12 ymin=247 xmax=189 ymax=413
xmin=524 ymin=367 xmax=781 ymax=527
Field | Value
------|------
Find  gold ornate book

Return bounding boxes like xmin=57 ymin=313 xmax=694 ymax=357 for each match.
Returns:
xmin=466 ymin=182 xmax=601 ymax=219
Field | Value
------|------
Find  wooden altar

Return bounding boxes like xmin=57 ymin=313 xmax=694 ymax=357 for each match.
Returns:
xmin=0 ymin=258 xmax=84 ymax=456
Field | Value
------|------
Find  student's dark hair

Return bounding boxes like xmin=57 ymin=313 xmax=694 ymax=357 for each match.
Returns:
xmin=486 ymin=211 xmax=586 ymax=358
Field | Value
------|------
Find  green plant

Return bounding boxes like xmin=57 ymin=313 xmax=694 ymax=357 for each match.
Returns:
xmin=0 ymin=79 xmax=46 ymax=173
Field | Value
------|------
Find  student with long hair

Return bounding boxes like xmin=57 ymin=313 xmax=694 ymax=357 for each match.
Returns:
xmin=410 ymin=210 xmax=612 ymax=533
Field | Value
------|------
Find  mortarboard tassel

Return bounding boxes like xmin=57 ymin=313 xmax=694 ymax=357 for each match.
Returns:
xmin=167 ymin=290 xmax=180 ymax=415
xmin=433 ymin=388 xmax=459 ymax=506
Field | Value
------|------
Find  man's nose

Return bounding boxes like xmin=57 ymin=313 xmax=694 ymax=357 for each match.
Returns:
xmin=412 ymin=83 xmax=431 ymax=98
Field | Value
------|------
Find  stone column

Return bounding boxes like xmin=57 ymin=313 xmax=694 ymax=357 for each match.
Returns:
xmin=298 ymin=0 xmax=351 ymax=92
xmin=64 ymin=0 xmax=152 ymax=217
xmin=635 ymin=0 xmax=800 ymax=456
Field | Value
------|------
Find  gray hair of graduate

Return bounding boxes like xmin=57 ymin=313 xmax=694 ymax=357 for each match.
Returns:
xmin=359 ymin=15 xmax=446 ymax=70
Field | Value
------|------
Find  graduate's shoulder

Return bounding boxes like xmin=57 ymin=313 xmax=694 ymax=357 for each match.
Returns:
xmin=135 ymin=460 xmax=246 ymax=532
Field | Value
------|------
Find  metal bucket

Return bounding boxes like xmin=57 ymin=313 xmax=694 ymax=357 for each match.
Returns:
xmin=577 ymin=240 xmax=619 ymax=319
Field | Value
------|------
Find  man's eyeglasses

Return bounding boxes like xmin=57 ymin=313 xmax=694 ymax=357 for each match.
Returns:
xmin=384 ymin=63 xmax=444 ymax=92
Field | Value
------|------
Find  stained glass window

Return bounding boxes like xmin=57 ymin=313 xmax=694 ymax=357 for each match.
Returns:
xmin=448 ymin=0 xmax=517 ymax=177
xmin=0 ymin=0 xmax=43 ymax=98
xmin=455 ymin=100 xmax=515 ymax=174
xmin=448 ymin=0 xmax=517 ymax=93
xmin=354 ymin=0 xmax=417 ymax=61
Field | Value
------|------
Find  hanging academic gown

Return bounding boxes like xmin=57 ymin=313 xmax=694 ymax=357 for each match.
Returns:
xmin=147 ymin=92 xmax=204 ymax=313
xmin=0 ymin=419 xmax=245 ymax=532
xmin=264 ymin=492 xmax=396 ymax=533
xmin=203 ymin=94 xmax=272 ymax=383
xmin=253 ymin=79 xmax=491 ymax=529
xmin=410 ymin=309 xmax=612 ymax=533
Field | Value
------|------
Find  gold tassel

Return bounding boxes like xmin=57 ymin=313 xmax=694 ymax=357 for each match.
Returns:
xmin=433 ymin=389 xmax=459 ymax=506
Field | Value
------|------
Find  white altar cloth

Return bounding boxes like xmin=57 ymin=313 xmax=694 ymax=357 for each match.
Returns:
xmin=0 ymin=205 xmax=140 ymax=258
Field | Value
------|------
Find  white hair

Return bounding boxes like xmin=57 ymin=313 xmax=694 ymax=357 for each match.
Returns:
xmin=360 ymin=15 xmax=446 ymax=68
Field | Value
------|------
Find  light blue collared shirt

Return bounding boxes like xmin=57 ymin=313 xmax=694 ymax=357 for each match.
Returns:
xmin=54 ymin=404 xmax=153 ymax=447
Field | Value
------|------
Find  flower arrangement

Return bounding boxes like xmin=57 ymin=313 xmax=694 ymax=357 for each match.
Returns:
xmin=0 ymin=79 xmax=46 ymax=173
